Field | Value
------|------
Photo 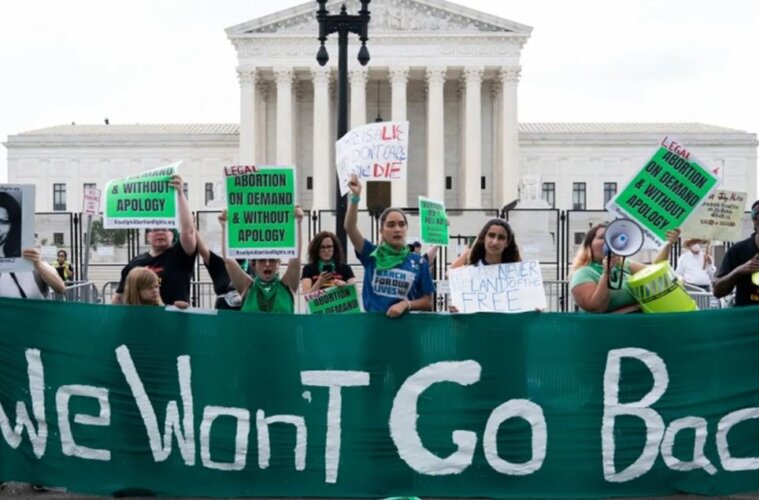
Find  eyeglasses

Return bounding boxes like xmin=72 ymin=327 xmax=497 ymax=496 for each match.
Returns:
xmin=319 ymin=245 xmax=334 ymax=250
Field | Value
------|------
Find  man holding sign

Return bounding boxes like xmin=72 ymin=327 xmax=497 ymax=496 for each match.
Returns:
xmin=112 ymin=175 xmax=197 ymax=306
xmin=713 ymin=199 xmax=759 ymax=306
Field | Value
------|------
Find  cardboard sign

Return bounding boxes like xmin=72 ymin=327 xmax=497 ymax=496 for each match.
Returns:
xmin=448 ymin=261 xmax=547 ymax=313
xmin=418 ymin=196 xmax=449 ymax=245
xmin=225 ymin=165 xmax=297 ymax=259
xmin=103 ymin=163 xmax=180 ymax=229
xmin=305 ymin=284 xmax=362 ymax=314
xmin=83 ymin=187 xmax=101 ymax=215
xmin=335 ymin=121 xmax=409 ymax=196
xmin=680 ymin=189 xmax=747 ymax=242
xmin=606 ymin=137 xmax=719 ymax=245
xmin=0 ymin=184 xmax=35 ymax=272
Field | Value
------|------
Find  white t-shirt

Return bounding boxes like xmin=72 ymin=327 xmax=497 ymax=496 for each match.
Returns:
xmin=0 ymin=272 xmax=49 ymax=300
xmin=675 ymin=251 xmax=715 ymax=287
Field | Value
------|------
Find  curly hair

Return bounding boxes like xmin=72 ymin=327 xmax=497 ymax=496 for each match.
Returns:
xmin=307 ymin=231 xmax=346 ymax=265
xmin=0 ymin=191 xmax=22 ymax=258
xmin=468 ymin=219 xmax=521 ymax=265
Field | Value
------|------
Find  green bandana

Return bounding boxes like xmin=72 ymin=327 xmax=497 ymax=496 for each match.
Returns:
xmin=370 ymin=242 xmax=410 ymax=271
xmin=241 ymin=275 xmax=294 ymax=314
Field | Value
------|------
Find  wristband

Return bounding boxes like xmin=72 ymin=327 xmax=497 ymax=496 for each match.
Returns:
xmin=349 ymin=194 xmax=360 ymax=204
xmin=405 ymin=299 xmax=412 ymax=312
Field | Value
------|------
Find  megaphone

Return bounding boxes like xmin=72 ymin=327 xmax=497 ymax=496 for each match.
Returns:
xmin=604 ymin=218 xmax=644 ymax=289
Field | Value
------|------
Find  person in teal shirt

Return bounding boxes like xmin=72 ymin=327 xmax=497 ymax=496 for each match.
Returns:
xmin=570 ymin=223 xmax=679 ymax=313
xmin=218 ymin=206 xmax=303 ymax=314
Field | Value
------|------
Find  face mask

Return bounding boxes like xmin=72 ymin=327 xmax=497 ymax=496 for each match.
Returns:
xmin=690 ymin=244 xmax=701 ymax=253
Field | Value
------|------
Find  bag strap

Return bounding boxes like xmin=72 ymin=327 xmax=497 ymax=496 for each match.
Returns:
xmin=9 ymin=273 xmax=28 ymax=299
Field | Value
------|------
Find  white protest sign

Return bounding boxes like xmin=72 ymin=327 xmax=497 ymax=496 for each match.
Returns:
xmin=335 ymin=121 xmax=409 ymax=196
xmin=680 ymin=189 xmax=747 ymax=242
xmin=448 ymin=261 xmax=546 ymax=313
xmin=83 ymin=187 xmax=101 ymax=215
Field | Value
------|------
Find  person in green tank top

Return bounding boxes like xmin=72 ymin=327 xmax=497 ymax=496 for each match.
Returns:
xmin=218 ymin=206 xmax=303 ymax=314
xmin=570 ymin=223 xmax=680 ymax=313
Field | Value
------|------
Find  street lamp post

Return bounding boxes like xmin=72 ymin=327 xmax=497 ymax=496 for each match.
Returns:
xmin=315 ymin=0 xmax=371 ymax=251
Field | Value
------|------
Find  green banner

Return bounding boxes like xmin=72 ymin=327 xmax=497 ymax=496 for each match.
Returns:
xmin=305 ymin=285 xmax=362 ymax=314
xmin=225 ymin=165 xmax=297 ymax=258
xmin=103 ymin=163 xmax=180 ymax=229
xmin=0 ymin=298 xmax=758 ymax=498
xmin=606 ymin=137 xmax=719 ymax=244
xmin=419 ymin=196 xmax=449 ymax=245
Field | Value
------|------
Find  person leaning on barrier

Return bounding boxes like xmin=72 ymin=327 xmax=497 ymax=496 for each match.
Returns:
xmin=344 ymin=174 xmax=434 ymax=318
xmin=0 ymin=248 xmax=65 ymax=299
xmin=197 ymin=232 xmax=254 ymax=310
xmin=570 ymin=223 xmax=679 ymax=313
xmin=712 ymin=199 xmax=759 ymax=306
xmin=0 ymin=191 xmax=22 ymax=258
xmin=52 ymin=249 xmax=74 ymax=282
xmin=123 ymin=267 xmax=163 ymax=306
xmin=111 ymin=174 xmax=197 ymax=307
xmin=675 ymin=238 xmax=715 ymax=291
xmin=218 ymin=206 xmax=303 ymax=314
xmin=301 ymin=231 xmax=356 ymax=293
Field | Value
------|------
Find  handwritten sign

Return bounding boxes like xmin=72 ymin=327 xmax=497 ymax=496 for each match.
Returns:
xmin=305 ymin=284 xmax=362 ymax=314
xmin=225 ymin=165 xmax=297 ymax=259
xmin=335 ymin=121 xmax=409 ymax=196
xmin=103 ymin=163 xmax=180 ymax=229
xmin=448 ymin=261 xmax=546 ymax=313
xmin=680 ymin=189 xmax=747 ymax=242
xmin=606 ymin=137 xmax=719 ymax=245
xmin=0 ymin=184 xmax=35 ymax=272
xmin=83 ymin=187 xmax=101 ymax=215
xmin=419 ymin=196 xmax=449 ymax=245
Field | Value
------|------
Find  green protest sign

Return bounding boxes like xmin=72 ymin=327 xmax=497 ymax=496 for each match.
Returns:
xmin=225 ymin=165 xmax=297 ymax=258
xmin=103 ymin=163 xmax=180 ymax=229
xmin=606 ymin=137 xmax=719 ymax=244
xmin=1 ymin=298 xmax=758 ymax=498
xmin=418 ymin=196 xmax=449 ymax=245
xmin=305 ymin=284 xmax=362 ymax=314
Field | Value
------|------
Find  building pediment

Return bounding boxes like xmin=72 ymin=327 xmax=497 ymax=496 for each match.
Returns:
xmin=226 ymin=0 xmax=532 ymax=38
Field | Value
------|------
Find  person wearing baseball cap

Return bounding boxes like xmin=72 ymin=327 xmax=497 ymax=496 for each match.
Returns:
xmin=712 ymin=199 xmax=759 ymax=306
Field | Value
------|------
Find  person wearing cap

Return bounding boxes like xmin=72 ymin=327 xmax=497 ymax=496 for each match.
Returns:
xmin=111 ymin=174 xmax=197 ymax=306
xmin=712 ymin=200 xmax=759 ymax=306
xmin=407 ymin=240 xmax=440 ymax=268
xmin=675 ymin=238 xmax=715 ymax=291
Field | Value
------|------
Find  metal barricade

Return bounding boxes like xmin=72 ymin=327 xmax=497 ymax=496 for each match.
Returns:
xmin=682 ymin=283 xmax=722 ymax=310
xmin=53 ymin=281 xmax=100 ymax=304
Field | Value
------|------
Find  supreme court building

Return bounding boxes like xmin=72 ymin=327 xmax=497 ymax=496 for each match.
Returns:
xmin=4 ymin=0 xmax=758 ymax=215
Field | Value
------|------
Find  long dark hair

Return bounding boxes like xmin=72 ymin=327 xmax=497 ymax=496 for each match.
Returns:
xmin=307 ymin=231 xmax=346 ymax=265
xmin=0 ymin=192 xmax=22 ymax=257
xmin=469 ymin=218 xmax=521 ymax=265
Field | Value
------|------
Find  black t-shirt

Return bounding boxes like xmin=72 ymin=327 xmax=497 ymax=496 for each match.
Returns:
xmin=204 ymin=251 xmax=254 ymax=310
xmin=116 ymin=243 xmax=196 ymax=305
xmin=300 ymin=262 xmax=355 ymax=290
xmin=716 ymin=233 xmax=759 ymax=306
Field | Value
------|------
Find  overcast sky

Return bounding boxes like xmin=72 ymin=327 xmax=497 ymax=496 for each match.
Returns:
xmin=1 ymin=0 xmax=757 ymax=182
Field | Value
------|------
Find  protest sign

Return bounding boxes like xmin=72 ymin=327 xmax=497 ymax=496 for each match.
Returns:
xmin=305 ymin=284 xmax=362 ymax=314
xmin=83 ymin=186 xmax=101 ymax=215
xmin=225 ymin=165 xmax=297 ymax=259
xmin=335 ymin=121 xmax=409 ymax=196
xmin=680 ymin=189 xmax=747 ymax=242
xmin=103 ymin=163 xmax=180 ymax=229
xmin=448 ymin=261 xmax=547 ymax=313
xmin=606 ymin=137 xmax=719 ymax=245
xmin=418 ymin=196 xmax=449 ymax=245
xmin=2 ymin=298 xmax=759 ymax=497
xmin=0 ymin=184 xmax=35 ymax=272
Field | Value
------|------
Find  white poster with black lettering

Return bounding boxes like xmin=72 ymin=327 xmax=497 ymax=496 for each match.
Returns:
xmin=448 ymin=261 xmax=547 ymax=313
xmin=0 ymin=184 xmax=35 ymax=272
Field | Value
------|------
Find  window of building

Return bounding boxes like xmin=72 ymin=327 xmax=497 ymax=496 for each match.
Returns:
xmin=204 ymin=183 xmax=214 ymax=206
xmin=306 ymin=177 xmax=313 ymax=190
xmin=481 ymin=176 xmax=486 ymax=190
xmin=53 ymin=233 xmax=64 ymax=246
xmin=445 ymin=176 xmax=452 ymax=190
xmin=572 ymin=182 xmax=586 ymax=210
xmin=574 ymin=232 xmax=585 ymax=245
xmin=83 ymin=182 xmax=96 ymax=191
xmin=603 ymin=182 xmax=617 ymax=206
xmin=53 ymin=183 xmax=67 ymax=211
xmin=183 ymin=182 xmax=189 ymax=201
xmin=542 ymin=182 xmax=555 ymax=208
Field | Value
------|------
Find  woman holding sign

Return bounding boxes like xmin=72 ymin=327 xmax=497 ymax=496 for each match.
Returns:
xmin=0 ymin=191 xmax=22 ymax=258
xmin=450 ymin=219 xmax=522 ymax=269
xmin=218 ymin=206 xmax=303 ymax=314
xmin=570 ymin=223 xmax=679 ymax=313
xmin=344 ymin=175 xmax=434 ymax=318
xmin=301 ymin=231 xmax=356 ymax=293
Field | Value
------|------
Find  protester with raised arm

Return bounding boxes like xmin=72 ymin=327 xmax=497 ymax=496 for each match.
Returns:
xmin=344 ymin=174 xmax=434 ymax=318
xmin=713 ymin=199 xmax=759 ymax=306
xmin=218 ymin=206 xmax=303 ymax=314
xmin=112 ymin=174 xmax=197 ymax=306
xmin=197 ymin=232 xmax=253 ymax=310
